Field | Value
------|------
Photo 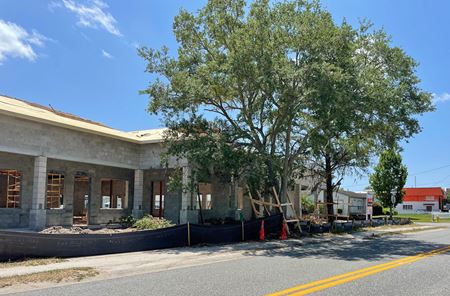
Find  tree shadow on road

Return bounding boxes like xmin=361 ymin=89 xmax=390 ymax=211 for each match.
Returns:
xmin=240 ymin=235 xmax=450 ymax=262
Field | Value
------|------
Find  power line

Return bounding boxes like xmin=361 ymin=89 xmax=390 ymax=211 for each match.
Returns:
xmin=410 ymin=164 xmax=450 ymax=176
xmin=343 ymin=164 xmax=450 ymax=189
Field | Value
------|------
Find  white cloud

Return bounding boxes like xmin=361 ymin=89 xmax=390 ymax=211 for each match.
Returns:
xmin=432 ymin=92 xmax=450 ymax=104
xmin=57 ymin=0 xmax=121 ymax=36
xmin=0 ymin=20 xmax=47 ymax=64
xmin=101 ymin=49 xmax=113 ymax=59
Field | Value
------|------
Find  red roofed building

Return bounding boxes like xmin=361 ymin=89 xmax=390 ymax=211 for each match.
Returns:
xmin=396 ymin=187 xmax=446 ymax=213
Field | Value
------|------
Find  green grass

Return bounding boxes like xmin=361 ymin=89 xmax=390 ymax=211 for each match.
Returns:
xmin=394 ymin=213 xmax=450 ymax=223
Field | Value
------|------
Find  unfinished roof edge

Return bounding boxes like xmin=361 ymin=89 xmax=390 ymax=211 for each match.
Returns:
xmin=0 ymin=95 xmax=166 ymax=144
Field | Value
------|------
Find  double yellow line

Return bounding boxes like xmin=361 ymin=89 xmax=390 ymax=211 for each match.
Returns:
xmin=268 ymin=245 xmax=450 ymax=296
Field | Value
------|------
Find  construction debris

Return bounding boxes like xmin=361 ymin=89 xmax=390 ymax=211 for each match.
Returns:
xmin=40 ymin=226 xmax=139 ymax=234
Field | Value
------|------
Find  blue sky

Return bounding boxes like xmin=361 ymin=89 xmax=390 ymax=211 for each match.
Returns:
xmin=0 ymin=0 xmax=449 ymax=190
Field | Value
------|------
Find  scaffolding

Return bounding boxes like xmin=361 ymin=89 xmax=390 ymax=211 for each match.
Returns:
xmin=47 ymin=173 xmax=64 ymax=209
xmin=247 ymin=186 xmax=301 ymax=234
xmin=1 ymin=170 xmax=21 ymax=208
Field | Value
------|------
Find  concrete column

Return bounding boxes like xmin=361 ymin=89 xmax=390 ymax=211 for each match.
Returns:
xmin=179 ymin=166 xmax=193 ymax=224
xmin=61 ymin=172 xmax=74 ymax=226
xmin=132 ymin=169 xmax=144 ymax=218
xmin=88 ymin=174 xmax=101 ymax=225
xmin=29 ymin=156 xmax=47 ymax=230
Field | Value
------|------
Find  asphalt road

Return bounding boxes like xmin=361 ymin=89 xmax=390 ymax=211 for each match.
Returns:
xmin=10 ymin=227 xmax=450 ymax=296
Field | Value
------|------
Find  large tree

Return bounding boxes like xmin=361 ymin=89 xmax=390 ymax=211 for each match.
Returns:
xmin=139 ymin=0 xmax=433 ymax=220
xmin=302 ymin=20 xmax=433 ymax=220
xmin=370 ymin=150 xmax=408 ymax=219
xmin=139 ymin=0 xmax=326 ymax=199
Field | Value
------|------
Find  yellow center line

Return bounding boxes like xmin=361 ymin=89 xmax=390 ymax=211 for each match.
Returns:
xmin=267 ymin=245 xmax=450 ymax=296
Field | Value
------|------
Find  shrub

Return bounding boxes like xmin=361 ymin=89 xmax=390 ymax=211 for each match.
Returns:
xmin=383 ymin=208 xmax=398 ymax=216
xmin=119 ymin=215 xmax=136 ymax=228
xmin=317 ymin=204 xmax=326 ymax=215
xmin=133 ymin=215 xmax=174 ymax=230
xmin=301 ymin=196 xmax=315 ymax=214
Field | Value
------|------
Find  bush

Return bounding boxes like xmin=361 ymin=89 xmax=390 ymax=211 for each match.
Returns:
xmin=133 ymin=215 xmax=174 ymax=230
xmin=119 ymin=215 xmax=136 ymax=228
xmin=301 ymin=196 xmax=315 ymax=214
xmin=383 ymin=208 xmax=398 ymax=216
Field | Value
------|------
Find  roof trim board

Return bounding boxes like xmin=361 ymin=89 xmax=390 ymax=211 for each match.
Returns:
xmin=0 ymin=95 xmax=166 ymax=144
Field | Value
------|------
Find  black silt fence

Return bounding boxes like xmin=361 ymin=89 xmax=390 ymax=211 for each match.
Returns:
xmin=190 ymin=214 xmax=282 ymax=245
xmin=0 ymin=224 xmax=188 ymax=260
xmin=0 ymin=215 xmax=407 ymax=261
xmin=371 ymin=219 xmax=386 ymax=227
xmin=190 ymin=223 xmax=242 ymax=245
xmin=0 ymin=215 xmax=283 ymax=261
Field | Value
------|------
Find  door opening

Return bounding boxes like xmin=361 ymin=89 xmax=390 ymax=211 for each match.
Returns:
xmin=151 ymin=181 xmax=165 ymax=218
xmin=73 ymin=174 xmax=90 ymax=225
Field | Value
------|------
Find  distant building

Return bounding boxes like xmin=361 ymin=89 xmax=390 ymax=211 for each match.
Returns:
xmin=311 ymin=189 xmax=368 ymax=220
xmin=396 ymin=187 xmax=445 ymax=213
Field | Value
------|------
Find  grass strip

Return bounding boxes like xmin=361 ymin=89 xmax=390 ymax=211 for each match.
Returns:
xmin=0 ymin=267 xmax=98 ymax=288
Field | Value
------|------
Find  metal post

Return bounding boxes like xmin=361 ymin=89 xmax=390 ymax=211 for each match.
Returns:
xmin=159 ymin=181 xmax=163 ymax=218
xmin=187 ymin=222 xmax=191 ymax=246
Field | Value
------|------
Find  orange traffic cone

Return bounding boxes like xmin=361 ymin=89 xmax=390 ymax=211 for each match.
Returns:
xmin=259 ymin=220 xmax=265 ymax=241
xmin=280 ymin=222 xmax=287 ymax=240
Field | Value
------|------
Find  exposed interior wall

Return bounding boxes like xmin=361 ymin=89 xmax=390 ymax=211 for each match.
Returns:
xmin=142 ymin=169 xmax=181 ymax=224
xmin=201 ymin=178 xmax=237 ymax=221
xmin=0 ymin=152 xmax=34 ymax=228
xmin=73 ymin=176 xmax=89 ymax=225
xmin=46 ymin=158 xmax=134 ymax=226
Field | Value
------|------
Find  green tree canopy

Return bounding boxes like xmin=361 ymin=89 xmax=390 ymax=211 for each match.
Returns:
xmin=139 ymin=0 xmax=433 ymax=219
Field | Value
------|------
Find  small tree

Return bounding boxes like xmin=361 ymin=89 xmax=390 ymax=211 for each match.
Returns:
xmin=370 ymin=150 xmax=408 ymax=219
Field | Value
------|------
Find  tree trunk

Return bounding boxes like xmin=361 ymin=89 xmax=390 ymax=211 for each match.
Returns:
xmin=325 ymin=155 xmax=334 ymax=222
xmin=266 ymin=159 xmax=278 ymax=191
xmin=280 ymin=126 xmax=292 ymax=204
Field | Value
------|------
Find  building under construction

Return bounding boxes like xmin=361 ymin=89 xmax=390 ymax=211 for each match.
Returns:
xmin=0 ymin=95 xmax=368 ymax=230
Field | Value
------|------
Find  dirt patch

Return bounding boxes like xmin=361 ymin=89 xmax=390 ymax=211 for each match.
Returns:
xmin=364 ymin=224 xmax=415 ymax=231
xmin=0 ymin=258 xmax=66 ymax=269
xmin=0 ymin=267 xmax=99 ymax=288
xmin=40 ymin=226 xmax=139 ymax=234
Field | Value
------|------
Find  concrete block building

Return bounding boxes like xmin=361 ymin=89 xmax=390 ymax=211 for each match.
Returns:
xmin=0 ymin=95 xmax=249 ymax=230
